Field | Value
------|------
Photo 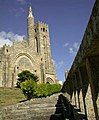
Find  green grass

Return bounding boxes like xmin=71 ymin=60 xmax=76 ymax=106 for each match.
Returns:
xmin=0 ymin=87 xmax=25 ymax=108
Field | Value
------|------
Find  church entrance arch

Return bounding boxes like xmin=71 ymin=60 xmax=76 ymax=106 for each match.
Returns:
xmin=13 ymin=54 xmax=34 ymax=86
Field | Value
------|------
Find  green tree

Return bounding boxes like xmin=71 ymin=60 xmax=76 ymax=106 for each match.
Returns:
xmin=20 ymin=80 xmax=37 ymax=100
xmin=17 ymin=70 xmax=38 ymax=87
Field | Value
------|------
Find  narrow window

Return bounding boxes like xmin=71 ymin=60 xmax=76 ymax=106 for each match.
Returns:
xmin=43 ymin=28 xmax=45 ymax=32
xmin=35 ymin=29 xmax=37 ymax=33
xmin=35 ymin=37 xmax=39 ymax=53
xmin=6 ymin=49 xmax=8 ymax=52
xmin=17 ymin=67 xmax=19 ymax=69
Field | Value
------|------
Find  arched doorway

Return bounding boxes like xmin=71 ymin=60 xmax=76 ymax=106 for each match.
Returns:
xmin=46 ymin=77 xmax=54 ymax=84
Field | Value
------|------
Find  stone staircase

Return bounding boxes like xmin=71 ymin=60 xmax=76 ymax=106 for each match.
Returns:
xmin=0 ymin=93 xmax=66 ymax=120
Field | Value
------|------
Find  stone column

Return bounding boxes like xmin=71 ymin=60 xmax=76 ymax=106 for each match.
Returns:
xmin=86 ymin=57 xmax=98 ymax=120
xmin=78 ymin=68 xmax=86 ymax=114
xmin=71 ymin=78 xmax=76 ymax=106
xmin=71 ymin=91 xmax=76 ymax=105
xmin=40 ymin=63 xmax=45 ymax=83
xmin=74 ymin=74 xmax=79 ymax=109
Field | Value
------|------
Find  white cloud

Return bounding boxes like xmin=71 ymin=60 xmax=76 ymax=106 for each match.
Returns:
xmin=58 ymin=80 xmax=63 ymax=85
xmin=73 ymin=42 xmax=79 ymax=49
xmin=0 ymin=31 xmax=7 ymax=38
xmin=9 ymin=7 xmax=25 ymax=16
xmin=64 ymin=42 xmax=69 ymax=47
xmin=63 ymin=42 xmax=79 ymax=55
xmin=53 ymin=60 xmax=64 ymax=69
xmin=17 ymin=0 xmax=27 ymax=5
xmin=58 ymin=61 xmax=64 ymax=68
xmin=15 ymin=8 xmax=25 ymax=16
xmin=7 ymin=32 xmax=15 ymax=40
xmin=14 ymin=34 xmax=25 ymax=41
xmin=0 ymin=31 xmax=25 ymax=47
xmin=69 ymin=47 xmax=74 ymax=54
xmin=0 ymin=38 xmax=13 ymax=48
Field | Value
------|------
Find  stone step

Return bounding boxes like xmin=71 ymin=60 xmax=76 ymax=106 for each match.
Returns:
xmin=2 ymin=106 xmax=63 ymax=119
xmin=1 ymin=93 xmax=63 ymax=120
xmin=4 ymin=106 xmax=62 ymax=114
xmin=3 ymin=115 xmax=52 ymax=120
xmin=3 ymin=112 xmax=63 ymax=120
xmin=17 ymin=103 xmax=57 ymax=109
xmin=2 ymin=109 xmax=62 ymax=120
xmin=2 ymin=100 xmax=61 ymax=112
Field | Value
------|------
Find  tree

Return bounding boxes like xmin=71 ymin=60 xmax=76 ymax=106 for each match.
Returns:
xmin=17 ymin=70 xmax=38 ymax=87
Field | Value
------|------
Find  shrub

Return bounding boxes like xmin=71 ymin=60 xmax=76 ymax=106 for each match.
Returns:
xmin=17 ymin=70 xmax=38 ymax=87
xmin=20 ymin=80 xmax=37 ymax=100
xmin=36 ymin=84 xmax=62 ymax=97
xmin=35 ymin=84 xmax=48 ymax=97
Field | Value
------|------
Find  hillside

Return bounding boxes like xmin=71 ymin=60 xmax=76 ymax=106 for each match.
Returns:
xmin=0 ymin=87 xmax=25 ymax=108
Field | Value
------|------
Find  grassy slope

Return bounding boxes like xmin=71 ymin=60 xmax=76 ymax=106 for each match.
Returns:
xmin=0 ymin=87 xmax=25 ymax=108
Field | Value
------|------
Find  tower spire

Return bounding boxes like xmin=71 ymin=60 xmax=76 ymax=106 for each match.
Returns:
xmin=28 ymin=3 xmax=33 ymax=18
xmin=27 ymin=3 xmax=34 ymax=47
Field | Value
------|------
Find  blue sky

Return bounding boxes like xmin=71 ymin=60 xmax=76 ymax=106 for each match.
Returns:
xmin=0 ymin=0 xmax=95 ymax=81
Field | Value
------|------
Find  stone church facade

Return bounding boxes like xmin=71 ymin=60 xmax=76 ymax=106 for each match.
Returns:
xmin=0 ymin=5 xmax=57 ymax=87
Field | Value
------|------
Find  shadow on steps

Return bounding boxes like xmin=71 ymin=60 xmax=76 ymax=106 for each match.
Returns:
xmin=49 ymin=94 xmax=86 ymax=120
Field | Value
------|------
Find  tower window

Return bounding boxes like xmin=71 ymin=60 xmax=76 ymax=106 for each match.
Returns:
xmin=41 ymin=58 xmax=43 ymax=61
xmin=6 ymin=49 xmax=8 ymax=52
xmin=35 ymin=37 xmax=39 ymax=53
xmin=41 ymin=28 xmax=42 ymax=30
xmin=43 ymin=28 xmax=45 ymax=32
xmin=46 ymin=30 xmax=47 ymax=32
xmin=35 ymin=29 xmax=37 ymax=32
xmin=17 ymin=67 xmax=19 ymax=69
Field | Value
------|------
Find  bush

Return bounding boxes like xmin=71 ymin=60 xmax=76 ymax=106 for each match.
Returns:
xmin=35 ymin=84 xmax=48 ymax=97
xmin=17 ymin=70 xmax=38 ymax=87
xmin=20 ymin=80 xmax=37 ymax=100
xmin=35 ymin=84 xmax=61 ymax=98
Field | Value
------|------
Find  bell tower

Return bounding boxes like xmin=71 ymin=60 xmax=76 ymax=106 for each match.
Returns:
xmin=27 ymin=4 xmax=34 ymax=47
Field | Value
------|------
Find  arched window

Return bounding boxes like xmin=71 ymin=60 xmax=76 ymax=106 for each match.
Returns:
xmin=35 ymin=37 xmax=39 ymax=53
xmin=43 ymin=36 xmax=47 ymax=51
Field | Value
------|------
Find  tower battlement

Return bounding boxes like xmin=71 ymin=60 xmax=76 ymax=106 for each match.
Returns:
xmin=37 ymin=21 xmax=48 ymax=27
xmin=34 ymin=22 xmax=49 ymax=34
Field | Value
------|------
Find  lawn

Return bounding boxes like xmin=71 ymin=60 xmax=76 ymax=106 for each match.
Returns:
xmin=0 ymin=87 xmax=25 ymax=108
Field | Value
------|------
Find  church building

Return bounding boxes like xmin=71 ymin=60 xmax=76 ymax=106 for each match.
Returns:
xmin=0 ymin=5 xmax=57 ymax=87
